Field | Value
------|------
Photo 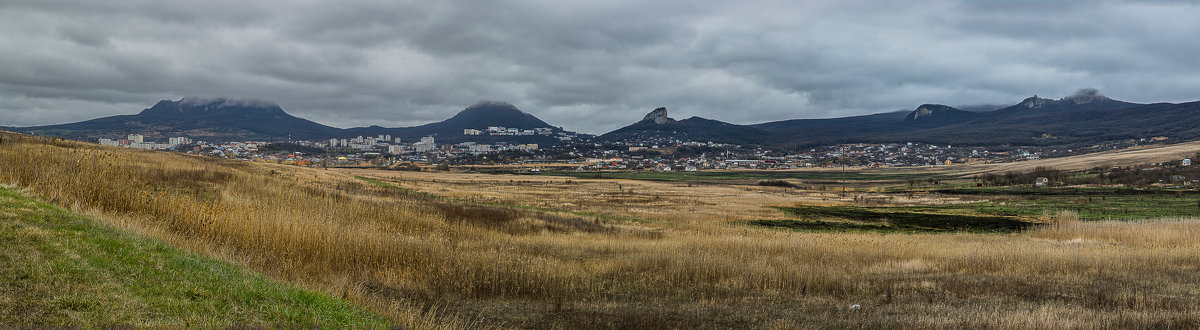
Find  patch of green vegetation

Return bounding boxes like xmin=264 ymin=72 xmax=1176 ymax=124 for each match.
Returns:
xmin=932 ymin=186 xmax=1200 ymax=196
xmin=743 ymin=219 xmax=893 ymax=233
xmin=924 ymin=195 xmax=1200 ymax=221
xmin=0 ymin=186 xmax=387 ymax=327
xmin=766 ymin=205 xmax=1032 ymax=233
xmin=514 ymin=169 xmax=941 ymax=182
xmin=905 ymin=186 xmax=1200 ymax=220
xmin=756 ymin=180 xmax=799 ymax=188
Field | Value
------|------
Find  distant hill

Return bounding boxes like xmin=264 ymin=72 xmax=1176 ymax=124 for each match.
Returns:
xmin=12 ymin=99 xmax=580 ymax=145
xmin=599 ymin=107 xmax=771 ymax=145
xmin=750 ymin=111 xmax=912 ymax=147
xmin=11 ymin=98 xmax=340 ymax=141
xmin=909 ymin=100 xmax=1200 ymax=146
xmin=987 ymin=88 xmax=1140 ymax=117
xmin=343 ymin=101 xmax=573 ymax=144
xmin=599 ymin=89 xmax=1200 ymax=149
xmin=887 ymin=89 xmax=1148 ymax=145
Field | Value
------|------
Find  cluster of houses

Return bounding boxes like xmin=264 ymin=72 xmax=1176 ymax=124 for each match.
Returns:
xmin=383 ymin=137 xmax=540 ymax=155
xmin=322 ymin=134 xmax=543 ymax=155
xmin=575 ymin=156 xmax=811 ymax=172
xmin=98 ymin=134 xmax=192 ymax=150
xmin=186 ymin=141 xmax=269 ymax=158
xmin=93 ymin=128 xmax=1191 ymax=175
xmin=322 ymin=135 xmax=436 ymax=153
xmin=326 ymin=135 xmax=403 ymax=150
xmin=573 ymin=142 xmax=1016 ymax=169
xmin=463 ymin=126 xmax=577 ymax=141
xmin=450 ymin=141 xmax=539 ymax=154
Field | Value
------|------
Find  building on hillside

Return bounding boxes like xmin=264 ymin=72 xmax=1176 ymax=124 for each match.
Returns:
xmin=467 ymin=144 xmax=493 ymax=153
xmin=414 ymin=136 xmax=436 ymax=152
xmin=168 ymin=137 xmax=192 ymax=146
xmin=1035 ymin=177 xmax=1049 ymax=187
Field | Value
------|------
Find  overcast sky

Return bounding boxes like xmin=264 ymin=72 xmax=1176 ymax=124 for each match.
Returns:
xmin=2 ymin=0 xmax=1199 ymax=134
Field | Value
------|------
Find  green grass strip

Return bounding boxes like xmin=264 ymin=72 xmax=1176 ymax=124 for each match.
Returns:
xmin=0 ymin=186 xmax=388 ymax=327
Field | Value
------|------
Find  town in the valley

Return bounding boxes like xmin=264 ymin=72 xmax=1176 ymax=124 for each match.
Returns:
xmin=94 ymin=128 xmax=1177 ymax=172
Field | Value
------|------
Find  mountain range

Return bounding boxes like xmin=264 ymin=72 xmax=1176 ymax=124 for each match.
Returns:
xmin=9 ymin=89 xmax=1200 ymax=148
xmin=605 ymin=88 xmax=1200 ymax=148
xmin=10 ymin=98 xmax=575 ymax=145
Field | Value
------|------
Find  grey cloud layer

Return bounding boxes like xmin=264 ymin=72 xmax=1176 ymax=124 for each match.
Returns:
xmin=2 ymin=0 xmax=1199 ymax=133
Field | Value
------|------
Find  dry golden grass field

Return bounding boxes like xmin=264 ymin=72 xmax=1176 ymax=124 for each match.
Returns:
xmin=2 ymin=130 xmax=1199 ymax=328
xmin=331 ymin=168 xmax=973 ymax=226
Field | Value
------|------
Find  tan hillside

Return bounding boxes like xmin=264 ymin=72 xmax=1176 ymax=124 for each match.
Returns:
xmin=960 ymin=140 xmax=1200 ymax=175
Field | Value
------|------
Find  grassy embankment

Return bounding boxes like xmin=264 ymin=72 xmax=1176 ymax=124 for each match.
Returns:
xmin=2 ymin=131 xmax=1200 ymax=328
xmin=0 ymin=185 xmax=384 ymax=326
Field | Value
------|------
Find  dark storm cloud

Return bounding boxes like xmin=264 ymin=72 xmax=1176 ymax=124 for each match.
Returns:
xmin=2 ymin=0 xmax=1199 ymax=133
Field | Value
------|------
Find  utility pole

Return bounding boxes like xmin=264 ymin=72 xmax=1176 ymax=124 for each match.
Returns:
xmin=840 ymin=147 xmax=847 ymax=195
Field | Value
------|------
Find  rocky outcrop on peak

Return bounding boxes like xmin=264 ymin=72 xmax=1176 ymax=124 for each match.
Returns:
xmin=910 ymin=106 xmax=936 ymax=119
xmin=992 ymin=89 xmax=1138 ymax=117
xmin=641 ymin=107 xmax=674 ymax=124
xmin=1020 ymin=95 xmax=1052 ymax=109
xmin=600 ymin=106 xmax=769 ymax=144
